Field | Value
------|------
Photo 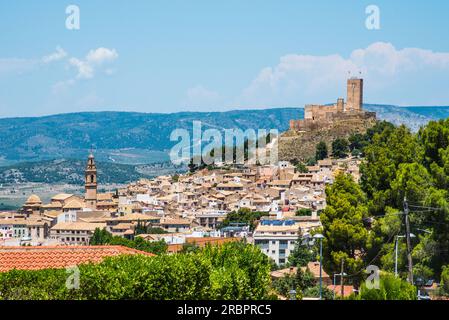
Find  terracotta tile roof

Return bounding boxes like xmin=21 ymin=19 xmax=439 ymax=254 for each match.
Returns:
xmin=327 ymin=285 xmax=355 ymax=297
xmin=304 ymin=261 xmax=330 ymax=279
xmin=51 ymin=222 xmax=106 ymax=231
xmin=270 ymin=267 xmax=298 ymax=279
xmin=0 ymin=245 xmax=154 ymax=272
xmin=41 ymin=202 xmax=63 ymax=209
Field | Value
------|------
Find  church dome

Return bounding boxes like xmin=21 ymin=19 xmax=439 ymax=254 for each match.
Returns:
xmin=26 ymin=194 xmax=42 ymax=205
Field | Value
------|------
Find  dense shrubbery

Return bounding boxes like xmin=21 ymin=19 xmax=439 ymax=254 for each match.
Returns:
xmin=90 ymin=228 xmax=168 ymax=255
xmin=272 ymin=268 xmax=316 ymax=298
xmin=440 ymin=265 xmax=449 ymax=296
xmin=0 ymin=242 xmax=272 ymax=300
xmin=220 ymin=208 xmax=269 ymax=231
xmin=357 ymin=274 xmax=417 ymax=300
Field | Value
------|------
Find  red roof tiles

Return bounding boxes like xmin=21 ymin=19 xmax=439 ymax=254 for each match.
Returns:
xmin=0 ymin=245 xmax=154 ymax=272
xmin=327 ymin=285 xmax=355 ymax=297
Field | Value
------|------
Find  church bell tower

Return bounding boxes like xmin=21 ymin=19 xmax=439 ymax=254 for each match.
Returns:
xmin=85 ymin=152 xmax=97 ymax=209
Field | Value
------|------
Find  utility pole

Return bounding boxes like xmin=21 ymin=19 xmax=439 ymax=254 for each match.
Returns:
xmin=340 ymin=259 xmax=344 ymax=299
xmin=404 ymin=197 xmax=414 ymax=284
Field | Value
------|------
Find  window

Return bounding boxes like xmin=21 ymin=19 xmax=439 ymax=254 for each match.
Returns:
xmin=279 ymin=259 xmax=285 ymax=264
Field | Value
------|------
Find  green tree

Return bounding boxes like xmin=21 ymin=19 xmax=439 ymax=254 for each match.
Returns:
xmin=360 ymin=124 xmax=421 ymax=214
xmin=303 ymin=285 xmax=334 ymax=300
xmin=348 ymin=133 xmax=366 ymax=152
xmin=221 ymin=208 xmax=269 ymax=231
xmin=90 ymin=228 xmax=168 ymax=255
xmin=440 ymin=265 xmax=449 ymax=296
xmin=288 ymin=238 xmax=315 ymax=267
xmin=181 ymin=242 xmax=200 ymax=254
xmin=90 ymin=228 xmax=112 ymax=245
xmin=390 ymin=163 xmax=432 ymax=208
xmin=320 ymin=173 xmax=369 ymax=282
xmin=295 ymin=162 xmax=309 ymax=173
xmin=272 ymin=268 xmax=315 ymax=298
xmin=134 ymin=220 xmax=147 ymax=235
xmin=315 ymin=141 xmax=328 ymax=161
xmin=358 ymin=274 xmax=417 ymax=300
xmin=331 ymin=138 xmax=349 ymax=159
xmin=146 ymin=227 xmax=168 ymax=234
xmin=296 ymin=208 xmax=312 ymax=216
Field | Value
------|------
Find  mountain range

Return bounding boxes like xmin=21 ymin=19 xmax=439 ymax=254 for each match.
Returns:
xmin=0 ymin=104 xmax=448 ymax=167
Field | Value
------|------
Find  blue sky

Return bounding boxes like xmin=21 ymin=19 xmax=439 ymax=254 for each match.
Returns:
xmin=1 ymin=0 xmax=449 ymax=118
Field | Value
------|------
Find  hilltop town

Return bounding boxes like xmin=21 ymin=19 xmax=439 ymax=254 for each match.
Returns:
xmin=0 ymin=150 xmax=361 ymax=261
xmin=3 ymin=76 xmax=449 ymax=302
xmin=0 ymin=78 xmax=371 ymax=275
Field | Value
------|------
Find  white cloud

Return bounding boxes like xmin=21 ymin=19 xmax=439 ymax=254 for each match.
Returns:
xmin=184 ymin=85 xmax=221 ymax=109
xmin=86 ymin=48 xmax=118 ymax=64
xmin=238 ymin=42 xmax=449 ymax=107
xmin=69 ymin=57 xmax=94 ymax=79
xmin=0 ymin=47 xmax=67 ymax=77
xmin=42 ymin=46 xmax=67 ymax=63
xmin=69 ymin=47 xmax=118 ymax=79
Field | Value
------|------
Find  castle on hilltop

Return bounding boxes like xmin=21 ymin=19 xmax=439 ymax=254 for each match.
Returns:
xmin=289 ymin=78 xmax=376 ymax=131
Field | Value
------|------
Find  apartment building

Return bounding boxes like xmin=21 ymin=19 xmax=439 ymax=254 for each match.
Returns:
xmin=253 ymin=220 xmax=300 ymax=265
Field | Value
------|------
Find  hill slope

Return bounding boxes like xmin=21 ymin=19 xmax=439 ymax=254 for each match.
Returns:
xmin=0 ymin=105 xmax=448 ymax=165
xmin=0 ymin=108 xmax=301 ymax=165
xmin=0 ymin=159 xmax=184 ymax=185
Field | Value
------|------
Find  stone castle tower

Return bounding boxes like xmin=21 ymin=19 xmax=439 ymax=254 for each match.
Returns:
xmin=85 ymin=152 xmax=97 ymax=209
xmin=346 ymin=78 xmax=363 ymax=111
xmin=289 ymin=77 xmax=375 ymax=132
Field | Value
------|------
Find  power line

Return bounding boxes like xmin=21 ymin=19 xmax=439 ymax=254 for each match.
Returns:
xmin=409 ymin=205 xmax=445 ymax=211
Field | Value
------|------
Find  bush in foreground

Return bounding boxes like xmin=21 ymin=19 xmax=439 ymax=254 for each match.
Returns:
xmin=0 ymin=241 xmax=271 ymax=300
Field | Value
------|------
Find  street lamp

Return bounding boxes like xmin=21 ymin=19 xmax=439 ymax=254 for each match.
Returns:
xmin=395 ymin=233 xmax=415 ymax=277
xmin=313 ymin=233 xmax=324 ymax=300
xmin=333 ymin=272 xmax=347 ymax=300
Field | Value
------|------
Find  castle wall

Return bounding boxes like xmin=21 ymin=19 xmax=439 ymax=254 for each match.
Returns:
xmin=289 ymin=78 xmax=372 ymax=132
xmin=304 ymin=104 xmax=339 ymax=121
xmin=289 ymin=111 xmax=376 ymax=131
